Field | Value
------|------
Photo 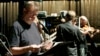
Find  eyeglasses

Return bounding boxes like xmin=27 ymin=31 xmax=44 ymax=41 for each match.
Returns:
xmin=27 ymin=9 xmax=38 ymax=15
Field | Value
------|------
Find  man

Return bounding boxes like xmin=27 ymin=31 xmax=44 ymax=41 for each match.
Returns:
xmin=8 ymin=1 xmax=52 ymax=56
xmin=54 ymin=11 xmax=88 ymax=56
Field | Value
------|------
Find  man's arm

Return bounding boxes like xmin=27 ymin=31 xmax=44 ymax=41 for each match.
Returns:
xmin=9 ymin=26 xmax=42 ymax=55
xmin=10 ymin=46 xmax=31 ymax=55
xmin=10 ymin=44 xmax=42 ymax=55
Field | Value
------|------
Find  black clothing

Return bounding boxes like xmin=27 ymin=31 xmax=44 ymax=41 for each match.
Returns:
xmin=86 ymin=34 xmax=98 ymax=56
xmin=9 ymin=19 xmax=42 ymax=56
xmin=54 ymin=21 xmax=88 ymax=56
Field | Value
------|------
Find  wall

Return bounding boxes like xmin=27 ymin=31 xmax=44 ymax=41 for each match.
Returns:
xmin=0 ymin=1 xmax=18 ymax=36
xmin=0 ymin=0 xmax=100 ymax=42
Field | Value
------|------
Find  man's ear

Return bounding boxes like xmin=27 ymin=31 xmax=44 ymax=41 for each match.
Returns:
xmin=23 ymin=8 xmax=28 ymax=14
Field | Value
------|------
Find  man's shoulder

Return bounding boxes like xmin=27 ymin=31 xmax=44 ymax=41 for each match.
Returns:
xmin=58 ymin=23 xmax=66 ymax=27
xmin=12 ymin=20 xmax=23 ymax=29
xmin=13 ymin=20 xmax=20 ymax=27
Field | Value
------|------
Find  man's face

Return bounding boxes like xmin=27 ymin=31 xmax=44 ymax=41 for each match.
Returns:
xmin=24 ymin=5 xmax=39 ymax=21
xmin=80 ymin=19 xmax=88 ymax=26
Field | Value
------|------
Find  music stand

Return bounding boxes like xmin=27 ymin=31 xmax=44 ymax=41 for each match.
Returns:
xmin=0 ymin=34 xmax=13 ymax=56
xmin=0 ymin=39 xmax=13 ymax=56
xmin=39 ymin=42 xmax=70 ymax=56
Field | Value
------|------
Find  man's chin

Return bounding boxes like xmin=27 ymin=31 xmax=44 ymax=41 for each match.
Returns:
xmin=27 ymin=21 xmax=33 ymax=25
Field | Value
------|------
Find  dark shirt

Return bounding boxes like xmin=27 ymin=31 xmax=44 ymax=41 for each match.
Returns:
xmin=55 ymin=21 xmax=84 ymax=42
xmin=9 ymin=19 xmax=42 ymax=56
xmin=54 ymin=21 xmax=87 ymax=56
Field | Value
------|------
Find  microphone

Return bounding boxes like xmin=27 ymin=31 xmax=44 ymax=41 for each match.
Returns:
xmin=39 ymin=21 xmax=49 ymax=34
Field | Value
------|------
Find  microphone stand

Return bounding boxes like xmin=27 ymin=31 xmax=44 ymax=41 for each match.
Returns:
xmin=0 ymin=39 xmax=13 ymax=56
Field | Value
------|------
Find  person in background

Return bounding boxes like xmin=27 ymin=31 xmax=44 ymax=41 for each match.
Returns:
xmin=79 ymin=16 xmax=99 ymax=38
xmin=8 ymin=1 xmax=53 ymax=56
xmin=54 ymin=11 xmax=88 ymax=56
xmin=79 ymin=16 xmax=99 ymax=56
xmin=72 ymin=17 xmax=78 ymax=27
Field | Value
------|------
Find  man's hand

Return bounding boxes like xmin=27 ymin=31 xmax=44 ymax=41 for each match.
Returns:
xmin=42 ymin=40 xmax=53 ymax=51
xmin=29 ymin=44 xmax=42 ymax=53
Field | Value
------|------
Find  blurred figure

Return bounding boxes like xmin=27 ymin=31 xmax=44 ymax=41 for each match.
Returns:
xmin=79 ymin=16 xmax=99 ymax=38
xmin=54 ymin=11 xmax=88 ymax=56
xmin=79 ymin=16 xmax=99 ymax=56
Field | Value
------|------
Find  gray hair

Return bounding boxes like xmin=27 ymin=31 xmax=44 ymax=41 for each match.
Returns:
xmin=65 ymin=11 xmax=76 ymax=20
xmin=23 ymin=1 xmax=38 ymax=9
xmin=79 ymin=16 xmax=88 ymax=22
